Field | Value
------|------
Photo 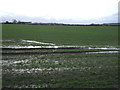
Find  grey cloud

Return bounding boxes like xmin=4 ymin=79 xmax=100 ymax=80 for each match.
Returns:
xmin=0 ymin=12 xmax=118 ymax=24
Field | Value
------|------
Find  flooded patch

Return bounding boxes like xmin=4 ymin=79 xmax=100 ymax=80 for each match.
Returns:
xmin=54 ymin=61 xmax=59 ymax=64
xmin=2 ymin=39 xmax=119 ymax=49
xmin=4 ymin=67 xmax=77 ymax=74
xmin=22 ymin=40 xmax=56 ymax=46
xmin=2 ymin=59 xmax=30 ymax=66
xmin=2 ymin=39 xmax=120 ymax=55
xmin=2 ymin=46 xmax=120 ymax=51
xmin=14 ymin=84 xmax=48 ymax=88
xmin=2 ymin=39 xmax=56 ymax=48
xmin=87 ymin=47 xmax=120 ymax=50
xmin=2 ymin=45 xmax=120 ymax=51
xmin=86 ymin=51 xmax=119 ymax=54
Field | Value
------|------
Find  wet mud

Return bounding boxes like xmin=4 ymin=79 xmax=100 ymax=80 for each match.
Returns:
xmin=1 ymin=51 xmax=118 ymax=55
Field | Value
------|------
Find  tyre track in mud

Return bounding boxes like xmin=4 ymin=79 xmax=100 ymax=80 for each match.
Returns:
xmin=1 ymin=47 xmax=83 ymax=50
xmin=1 ymin=51 xmax=118 ymax=55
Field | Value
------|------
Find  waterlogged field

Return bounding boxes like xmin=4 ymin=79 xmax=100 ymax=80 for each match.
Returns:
xmin=1 ymin=24 xmax=119 ymax=88
xmin=2 ymin=54 xmax=119 ymax=88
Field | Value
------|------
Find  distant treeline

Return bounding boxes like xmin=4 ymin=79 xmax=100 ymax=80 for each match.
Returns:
xmin=1 ymin=20 xmax=120 ymax=26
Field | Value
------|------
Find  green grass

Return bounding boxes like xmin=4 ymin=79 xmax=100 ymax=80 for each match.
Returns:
xmin=2 ymin=24 xmax=118 ymax=46
xmin=2 ymin=24 xmax=119 ymax=88
xmin=2 ymin=53 xmax=118 ymax=88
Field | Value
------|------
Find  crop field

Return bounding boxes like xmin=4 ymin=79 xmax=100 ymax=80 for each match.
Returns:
xmin=1 ymin=24 xmax=119 ymax=88
xmin=2 ymin=24 xmax=118 ymax=46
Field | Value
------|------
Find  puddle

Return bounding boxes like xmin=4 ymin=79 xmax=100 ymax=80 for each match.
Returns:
xmin=14 ymin=84 xmax=48 ymax=88
xmin=2 ymin=45 xmax=120 ymax=50
xmin=3 ymin=66 xmax=108 ymax=74
xmin=88 ymin=47 xmax=120 ymax=50
xmin=2 ymin=39 xmax=120 ymax=50
xmin=2 ymin=45 xmax=79 ymax=49
xmin=2 ymin=59 xmax=30 ymax=66
xmin=54 ymin=61 xmax=59 ymax=64
xmin=4 ymin=67 xmax=76 ymax=73
xmin=22 ymin=40 xmax=56 ymax=46
xmin=86 ymin=51 xmax=119 ymax=54
xmin=2 ymin=39 xmax=120 ymax=55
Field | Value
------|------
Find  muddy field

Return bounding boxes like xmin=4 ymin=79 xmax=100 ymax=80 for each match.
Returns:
xmin=2 ymin=24 xmax=119 ymax=88
xmin=2 ymin=39 xmax=119 ymax=88
xmin=2 ymin=53 xmax=119 ymax=88
xmin=2 ymin=39 xmax=119 ymax=55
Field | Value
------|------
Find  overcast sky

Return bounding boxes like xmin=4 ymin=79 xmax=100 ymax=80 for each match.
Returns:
xmin=0 ymin=0 xmax=119 ymax=24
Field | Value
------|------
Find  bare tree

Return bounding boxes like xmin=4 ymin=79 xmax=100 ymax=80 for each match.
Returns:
xmin=13 ymin=19 xmax=17 ymax=24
